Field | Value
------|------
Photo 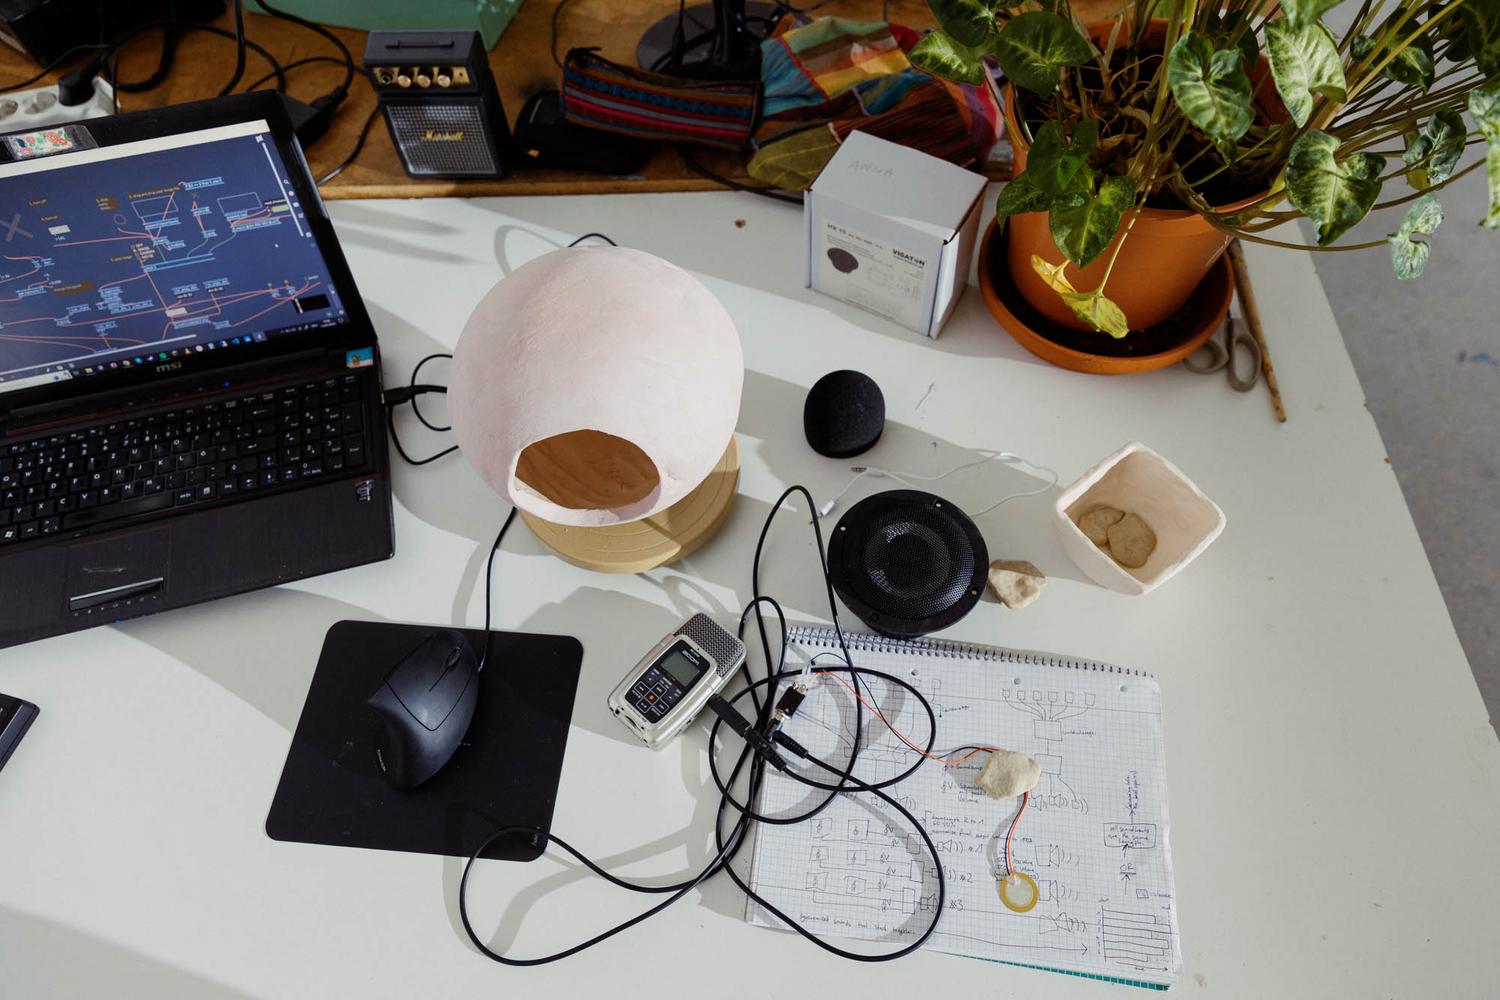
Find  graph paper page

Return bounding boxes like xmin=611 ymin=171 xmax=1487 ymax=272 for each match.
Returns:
xmin=745 ymin=629 xmax=1180 ymax=987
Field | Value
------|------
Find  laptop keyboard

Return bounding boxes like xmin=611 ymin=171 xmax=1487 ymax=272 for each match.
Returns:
xmin=1 ymin=373 xmax=372 ymax=546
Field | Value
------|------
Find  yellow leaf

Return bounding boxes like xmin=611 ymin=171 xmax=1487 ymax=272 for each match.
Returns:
xmin=1029 ymin=254 xmax=1076 ymax=293
xmin=1059 ymin=288 xmax=1131 ymax=338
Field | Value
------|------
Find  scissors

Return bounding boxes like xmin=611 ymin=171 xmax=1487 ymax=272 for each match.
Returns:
xmin=1182 ymin=315 xmax=1261 ymax=391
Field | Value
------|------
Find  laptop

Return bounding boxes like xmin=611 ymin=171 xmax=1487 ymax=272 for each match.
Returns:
xmin=0 ymin=92 xmax=394 ymax=649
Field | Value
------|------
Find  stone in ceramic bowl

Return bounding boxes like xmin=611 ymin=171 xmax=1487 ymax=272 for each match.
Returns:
xmin=1052 ymin=442 xmax=1226 ymax=596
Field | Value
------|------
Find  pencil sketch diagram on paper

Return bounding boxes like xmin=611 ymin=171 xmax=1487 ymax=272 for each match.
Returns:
xmin=744 ymin=630 xmax=1181 ymax=987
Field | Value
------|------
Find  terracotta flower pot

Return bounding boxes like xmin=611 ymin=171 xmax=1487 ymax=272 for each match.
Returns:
xmin=1003 ymin=19 xmax=1280 ymax=333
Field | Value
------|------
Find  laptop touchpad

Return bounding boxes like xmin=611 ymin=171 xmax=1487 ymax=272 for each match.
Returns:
xmin=65 ymin=528 xmax=171 ymax=615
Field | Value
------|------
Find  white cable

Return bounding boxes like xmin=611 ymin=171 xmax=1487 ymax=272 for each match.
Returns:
xmin=817 ymin=450 xmax=1059 ymax=520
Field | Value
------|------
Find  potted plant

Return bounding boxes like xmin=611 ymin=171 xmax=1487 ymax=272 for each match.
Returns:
xmin=908 ymin=0 xmax=1500 ymax=367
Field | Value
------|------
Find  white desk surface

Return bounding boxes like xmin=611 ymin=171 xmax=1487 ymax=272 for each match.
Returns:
xmin=3 ymin=192 xmax=1498 ymax=999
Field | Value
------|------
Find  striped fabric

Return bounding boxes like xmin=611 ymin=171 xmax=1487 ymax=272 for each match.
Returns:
xmin=830 ymin=80 xmax=984 ymax=167
xmin=560 ymin=48 xmax=760 ymax=150
xmin=760 ymin=18 xmax=912 ymax=119
xmin=748 ymin=76 xmax=1002 ymax=190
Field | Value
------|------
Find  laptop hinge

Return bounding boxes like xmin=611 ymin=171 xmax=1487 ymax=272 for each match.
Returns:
xmin=1 ymin=346 xmax=344 ymax=440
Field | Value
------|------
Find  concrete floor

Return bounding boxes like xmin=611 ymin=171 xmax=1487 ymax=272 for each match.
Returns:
xmin=1305 ymin=168 xmax=1499 ymax=721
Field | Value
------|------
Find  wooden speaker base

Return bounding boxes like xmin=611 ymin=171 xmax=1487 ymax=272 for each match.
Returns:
xmin=519 ymin=438 xmax=740 ymax=574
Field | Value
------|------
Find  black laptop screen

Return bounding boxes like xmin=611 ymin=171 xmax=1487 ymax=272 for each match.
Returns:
xmin=0 ymin=119 xmax=346 ymax=397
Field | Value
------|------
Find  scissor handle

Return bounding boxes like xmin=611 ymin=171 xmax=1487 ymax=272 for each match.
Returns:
xmin=1183 ymin=333 xmax=1229 ymax=375
xmin=1225 ymin=317 xmax=1262 ymax=392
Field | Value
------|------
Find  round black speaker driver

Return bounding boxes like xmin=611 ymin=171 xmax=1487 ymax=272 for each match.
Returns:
xmin=827 ymin=490 xmax=989 ymax=639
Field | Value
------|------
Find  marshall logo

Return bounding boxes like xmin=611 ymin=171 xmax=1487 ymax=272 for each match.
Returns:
xmin=355 ymin=479 xmax=375 ymax=503
xmin=422 ymin=129 xmax=465 ymax=142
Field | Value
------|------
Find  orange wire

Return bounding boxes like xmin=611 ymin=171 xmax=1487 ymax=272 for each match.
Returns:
xmin=1006 ymin=791 xmax=1029 ymax=879
xmin=812 ymin=671 xmax=1030 ymax=882
xmin=815 ymin=671 xmax=998 ymax=764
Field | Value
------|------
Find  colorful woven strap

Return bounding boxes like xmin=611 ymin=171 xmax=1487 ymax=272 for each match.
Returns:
xmin=560 ymin=48 xmax=761 ymax=151
xmin=760 ymin=18 xmax=911 ymax=119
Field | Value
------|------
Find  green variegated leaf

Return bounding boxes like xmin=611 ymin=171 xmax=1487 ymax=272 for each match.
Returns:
xmin=1204 ymin=9 xmax=1260 ymax=68
xmin=1285 ymin=129 xmax=1385 ymax=245
xmin=991 ymin=11 xmax=1093 ymax=96
xmin=1266 ymin=21 xmax=1347 ymax=127
xmin=1473 ymin=79 xmax=1500 ymax=142
xmin=1025 ymin=120 xmax=1099 ymax=197
xmin=1351 ymin=30 xmax=1435 ymax=92
xmin=1049 ymin=175 xmax=1135 ymax=267
xmin=909 ymin=29 xmax=988 ymax=85
xmin=1471 ymin=81 xmax=1500 ymax=227
xmin=1459 ymin=0 xmax=1500 ymax=79
xmin=1486 ymin=148 xmax=1500 ymax=228
xmin=1283 ymin=0 xmax=1345 ymax=30
xmin=995 ymin=172 xmax=1053 ymax=225
xmin=929 ymin=0 xmax=996 ymax=48
xmin=1060 ymin=288 xmax=1131 ymax=338
xmin=1403 ymin=109 xmax=1466 ymax=188
xmin=1386 ymin=193 xmax=1443 ymax=278
xmin=1167 ymin=32 xmax=1254 ymax=142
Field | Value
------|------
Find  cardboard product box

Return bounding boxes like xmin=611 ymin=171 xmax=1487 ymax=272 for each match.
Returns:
xmin=805 ymin=131 xmax=988 ymax=338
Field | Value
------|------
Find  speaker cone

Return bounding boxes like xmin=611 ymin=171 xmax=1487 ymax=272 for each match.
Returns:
xmin=827 ymin=490 xmax=988 ymax=638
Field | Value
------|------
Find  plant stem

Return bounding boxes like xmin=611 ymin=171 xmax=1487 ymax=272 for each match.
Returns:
xmin=1369 ymin=157 xmax=1487 ymax=210
xmin=1347 ymin=0 xmax=1471 ymax=103
xmin=1214 ymin=226 xmax=1391 ymax=251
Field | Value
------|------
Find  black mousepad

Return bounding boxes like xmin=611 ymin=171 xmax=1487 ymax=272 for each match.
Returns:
xmin=266 ymin=620 xmax=582 ymax=861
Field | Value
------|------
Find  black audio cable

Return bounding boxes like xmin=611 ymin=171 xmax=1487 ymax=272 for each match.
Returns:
xmin=454 ymin=484 xmax=950 ymax=965
xmin=252 ymin=0 xmax=356 ymax=146
xmin=374 ymin=230 xmax=954 ymax=964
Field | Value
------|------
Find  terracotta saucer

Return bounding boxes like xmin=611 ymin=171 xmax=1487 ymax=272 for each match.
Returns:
xmin=977 ymin=219 xmax=1233 ymax=375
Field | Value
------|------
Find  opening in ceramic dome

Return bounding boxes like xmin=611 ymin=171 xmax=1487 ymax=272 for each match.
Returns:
xmin=515 ymin=429 xmax=661 ymax=512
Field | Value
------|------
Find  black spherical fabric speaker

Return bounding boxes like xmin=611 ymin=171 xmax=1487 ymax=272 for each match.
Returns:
xmin=803 ymin=370 xmax=885 ymax=459
xmin=827 ymin=490 xmax=988 ymax=638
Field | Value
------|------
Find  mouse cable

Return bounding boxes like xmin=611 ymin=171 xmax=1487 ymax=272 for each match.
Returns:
xmin=475 ymin=507 xmax=518 ymax=674
xmin=456 ymin=485 xmax=951 ymax=964
xmin=458 ymin=691 xmax=946 ymax=964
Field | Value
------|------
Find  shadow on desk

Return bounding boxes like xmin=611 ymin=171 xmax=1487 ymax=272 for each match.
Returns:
xmin=457 ymin=199 xmax=1055 ymax=366
xmin=116 ymin=588 xmax=385 ymax=733
xmin=379 ymin=363 xmax=1085 ymax=594
xmin=0 ymin=906 xmax=260 ymax=1000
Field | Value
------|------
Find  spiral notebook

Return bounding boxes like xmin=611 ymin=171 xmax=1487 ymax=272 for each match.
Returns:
xmin=745 ymin=627 xmax=1180 ymax=989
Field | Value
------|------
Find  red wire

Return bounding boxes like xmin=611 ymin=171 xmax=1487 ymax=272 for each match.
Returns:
xmin=1006 ymin=791 xmax=1029 ymax=879
xmin=813 ymin=671 xmax=1030 ymax=883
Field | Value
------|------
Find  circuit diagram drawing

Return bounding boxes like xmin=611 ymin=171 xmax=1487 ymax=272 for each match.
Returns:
xmin=745 ymin=634 xmax=1181 ymax=985
xmin=1001 ymin=685 xmax=1094 ymax=814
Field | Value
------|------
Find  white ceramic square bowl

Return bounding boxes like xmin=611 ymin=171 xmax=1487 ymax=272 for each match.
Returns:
xmin=1052 ymin=442 xmax=1226 ymax=596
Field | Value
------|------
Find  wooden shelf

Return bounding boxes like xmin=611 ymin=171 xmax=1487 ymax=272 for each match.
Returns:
xmin=0 ymin=1 xmax=1112 ymax=199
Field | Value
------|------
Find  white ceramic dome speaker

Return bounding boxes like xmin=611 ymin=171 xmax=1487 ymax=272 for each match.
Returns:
xmin=448 ymin=246 xmax=744 ymax=572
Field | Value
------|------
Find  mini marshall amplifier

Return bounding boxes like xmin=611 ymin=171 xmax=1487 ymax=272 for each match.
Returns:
xmin=363 ymin=30 xmax=510 ymax=179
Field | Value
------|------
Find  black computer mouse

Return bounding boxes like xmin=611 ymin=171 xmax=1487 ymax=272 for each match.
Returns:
xmin=366 ymin=630 xmax=479 ymax=789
